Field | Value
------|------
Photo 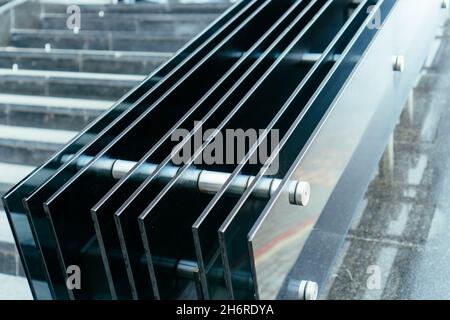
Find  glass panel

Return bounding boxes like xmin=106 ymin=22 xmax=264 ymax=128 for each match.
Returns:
xmin=3 ymin=0 xmax=250 ymax=299
xmin=218 ymin=0 xmax=382 ymax=300
xmin=192 ymin=0 xmax=339 ymax=299
xmin=137 ymin=0 xmax=359 ymax=300
xmin=248 ymin=0 xmax=398 ymax=300
xmin=40 ymin=0 xmax=290 ymax=300
xmin=90 ymin=0 xmax=311 ymax=300
xmin=108 ymin=0 xmax=303 ymax=299
xmin=1 ymin=206 xmax=52 ymax=299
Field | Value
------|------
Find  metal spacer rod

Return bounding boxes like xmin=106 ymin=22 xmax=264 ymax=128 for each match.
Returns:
xmin=62 ymin=155 xmax=310 ymax=206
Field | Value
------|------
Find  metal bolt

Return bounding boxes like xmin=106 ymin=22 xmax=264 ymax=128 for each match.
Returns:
xmin=287 ymin=279 xmax=319 ymax=300
xmin=289 ymin=181 xmax=311 ymax=206
xmin=393 ymin=55 xmax=405 ymax=72
xmin=61 ymin=155 xmax=309 ymax=206
xmin=302 ymin=280 xmax=319 ymax=300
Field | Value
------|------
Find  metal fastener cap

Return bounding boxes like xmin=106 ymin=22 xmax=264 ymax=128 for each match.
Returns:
xmin=303 ymin=281 xmax=319 ymax=301
xmin=289 ymin=181 xmax=311 ymax=206
xmin=287 ymin=279 xmax=319 ymax=300
xmin=393 ymin=55 xmax=405 ymax=72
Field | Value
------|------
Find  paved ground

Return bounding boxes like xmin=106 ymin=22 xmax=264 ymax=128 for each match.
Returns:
xmin=0 ymin=273 xmax=32 ymax=300
xmin=0 ymin=212 xmax=31 ymax=299
xmin=323 ymin=26 xmax=450 ymax=299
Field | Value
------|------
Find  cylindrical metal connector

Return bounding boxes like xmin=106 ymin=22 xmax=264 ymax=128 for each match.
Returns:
xmin=287 ymin=279 xmax=319 ymax=300
xmin=176 ymin=260 xmax=200 ymax=279
xmin=62 ymin=155 xmax=310 ymax=206
xmin=288 ymin=180 xmax=311 ymax=207
xmin=148 ymin=257 xmax=253 ymax=290
xmin=393 ymin=55 xmax=405 ymax=72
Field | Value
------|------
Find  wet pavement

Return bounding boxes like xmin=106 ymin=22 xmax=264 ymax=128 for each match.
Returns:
xmin=323 ymin=28 xmax=450 ymax=299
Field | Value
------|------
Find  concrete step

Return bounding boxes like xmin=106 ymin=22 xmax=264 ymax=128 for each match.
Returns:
xmin=40 ymin=13 xmax=216 ymax=35
xmin=0 ymin=210 xmax=13 ymax=244
xmin=0 ymin=273 xmax=33 ymax=300
xmin=9 ymin=29 xmax=191 ymax=52
xmin=0 ymin=69 xmax=143 ymax=100
xmin=0 ymin=48 xmax=171 ymax=75
xmin=0 ymin=209 xmax=21 ymax=279
xmin=0 ymin=94 xmax=111 ymax=130
xmin=0 ymin=162 xmax=34 ymax=193
xmin=40 ymin=2 xmax=231 ymax=15
xmin=0 ymin=125 xmax=76 ymax=166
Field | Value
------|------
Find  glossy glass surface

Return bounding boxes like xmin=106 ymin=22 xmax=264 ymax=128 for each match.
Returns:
xmin=246 ymin=0 xmax=397 ymax=300
xmin=218 ymin=0 xmax=389 ymax=300
xmin=41 ymin=0 xmax=297 ymax=300
xmin=2 ymin=0 xmax=249 ymax=299
xmin=4 ymin=0 xmax=428 ymax=301
xmin=92 ymin=0 xmax=313 ymax=300
xmin=138 ymin=0 xmax=365 ymax=299
xmin=192 ymin=0 xmax=346 ymax=299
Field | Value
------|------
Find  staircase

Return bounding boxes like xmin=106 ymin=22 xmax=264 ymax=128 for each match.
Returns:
xmin=0 ymin=0 xmax=230 ymax=299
